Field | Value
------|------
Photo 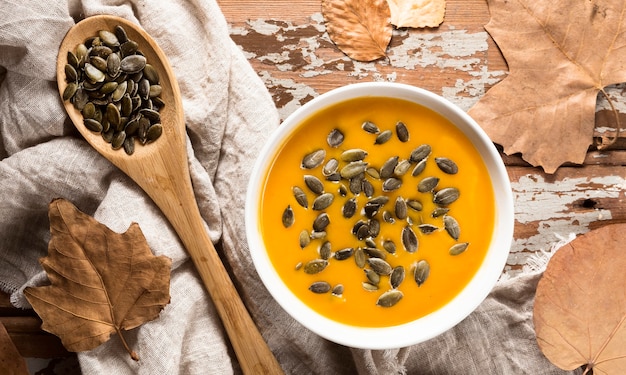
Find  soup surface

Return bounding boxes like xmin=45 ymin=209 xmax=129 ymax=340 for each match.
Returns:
xmin=259 ymin=96 xmax=495 ymax=327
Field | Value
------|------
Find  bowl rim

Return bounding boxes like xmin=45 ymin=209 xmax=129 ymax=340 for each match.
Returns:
xmin=245 ymin=82 xmax=514 ymax=349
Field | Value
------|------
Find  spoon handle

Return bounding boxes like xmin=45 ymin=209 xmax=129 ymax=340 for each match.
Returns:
xmin=165 ymin=187 xmax=284 ymax=374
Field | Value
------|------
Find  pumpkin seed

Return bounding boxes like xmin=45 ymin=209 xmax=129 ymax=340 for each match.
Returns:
xmin=394 ymin=197 xmax=407 ymax=220
xmin=292 ymin=186 xmax=308 ymax=208
xmin=390 ymin=266 xmax=405 ymax=289
xmin=302 ymin=149 xmax=326 ymax=169
xmin=354 ymin=248 xmax=366 ymax=268
xmin=365 ymin=268 xmax=380 ymax=285
xmin=341 ymin=148 xmax=368 ymax=162
xmin=120 ymin=54 xmax=147 ymax=73
xmin=366 ymin=166 xmax=380 ymax=179
xmin=435 ymin=157 xmax=459 ymax=174
xmin=340 ymin=161 xmax=368 ymax=179
xmin=368 ymin=258 xmax=392 ymax=275
xmin=335 ymin=247 xmax=354 ymax=260
xmin=63 ymin=82 xmax=78 ymax=101
xmin=382 ymin=177 xmax=402 ymax=192
xmin=443 ymin=215 xmax=460 ymax=240
xmin=322 ymin=158 xmax=339 ymax=176
xmin=412 ymin=158 xmax=428 ymax=176
xmin=380 ymin=156 xmax=398 ymax=179
xmin=364 ymin=247 xmax=386 ymax=259
xmin=413 ymin=260 xmax=430 ymax=286
xmin=418 ymin=224 xmax=438 ymax=234
xmin=312 ymin=193 xmax=334 ymax=210
xmin=304 ymin=259 xmax=328 ymax=274
xmin=313 ymin=212 xmax=330 ymax=232
xmin=362 ymin=282 xmax=379 ymax=291
xmin=449 ymin=242 xmax=469 ymax=256
xmin=431 ymin=207 xmax=450 ymax=218
xmin=433 ymin=187 xmax=460 ymax=206
xmin=362 ymin=179 xmax=375 ymax=197
xmin=361 ymin=120 xmax=380 ymax=134
xmin=320 ymin=241 xmax=332 ymax=260
xmin=309 ymin=281 xmax=331 ymax=294
xmin=401 ymin=226 xmax=418 ymax=253
xmin=376 ymin=289 xmax=403 ymax=307
xmin=327 ymin=128 xmax=344 ymax=147
xmin=342 ymin=198 xmax=357 ymax=218
xmin=406 ymin=199 xmax=423 ymax=212
xmin=99 ymin=30 xmax=120 ymax=48
xmin=409 ymin=144 xmax=432 ymax=163
xmin=396 ymin=121 xmax=409 ymax=142
xmin=299 ymin=230 xmax=311 ymax=248
xmin=394 ymin=159 xmax=411 ymax=176
xmin=84 ymin=118 xmax=103 ymax=132
xmin=382 ymin=239 xmax=396 ymax=254
xmin=282 ymin=205 xmax=294 ymax=228
xmin=374 ymin=130 xmax=393 ymax=145
xmin=382 ymin=210 xmax=395 ymax=223
xmin=331 ymin=284 xmax=344 ymax=296
xmin=418 ymin=176 xmax=440 ymax=193
xmin=304 ymin=175 xmax=325 ymax=194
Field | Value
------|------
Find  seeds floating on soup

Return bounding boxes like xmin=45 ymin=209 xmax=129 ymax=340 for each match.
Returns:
xmin=274 ymin=113 xmax=485 ymax=314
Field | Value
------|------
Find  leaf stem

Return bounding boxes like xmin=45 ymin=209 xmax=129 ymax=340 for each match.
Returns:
xmin=595 ymin=88 xmax=621 ymax=149
xmin=116 ymin=327 xmax=139 ymax=361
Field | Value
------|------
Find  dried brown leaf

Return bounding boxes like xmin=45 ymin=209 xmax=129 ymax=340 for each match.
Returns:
xmin=534 ymin=224 xmax=626 ymax=373
xmin=322 ymin=0 xmax=393 ymax=62
xmin=468 ymin=0 xmax=626 ymax=173
xmin=0 ymin=321 xmax=28 ymax=375
xmin=387 ymin=0 xmax=446 ymax=28
xmin=24 ymin=198 xmax=171 ymax=360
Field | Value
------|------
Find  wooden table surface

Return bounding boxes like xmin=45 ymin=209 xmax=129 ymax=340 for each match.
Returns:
xmin=217 ymin=0 xmax=626 ymax=279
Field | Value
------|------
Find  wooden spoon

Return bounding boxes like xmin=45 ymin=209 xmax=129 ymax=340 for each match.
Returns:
xmin=56 ymin=15 xmax=283 ymax=374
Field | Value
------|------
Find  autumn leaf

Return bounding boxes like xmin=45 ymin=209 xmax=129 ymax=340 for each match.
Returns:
xmin=322 ymin=0 xmax=393 ymax=61
xmin=533 ymin=224 xmax=626 ymax=373
xmin=24 ymin=198 xmax=171 ymax=360
xmin=387 ymin=0 xmax=446 ymax=28
xmin=468 ymin=0 xmax=626 ymax=173
xmin=0 ymin=321 xmax=28 ymax=375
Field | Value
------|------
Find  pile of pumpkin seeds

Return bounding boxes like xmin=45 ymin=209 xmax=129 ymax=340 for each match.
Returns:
xmin=282 ymin=120 xmax=470 ymax=308
xmin=62 ymin=25 xmax=163 ymax=155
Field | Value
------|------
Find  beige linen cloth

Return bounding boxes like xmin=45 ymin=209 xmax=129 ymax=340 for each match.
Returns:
xmin=0 ymin=1 xmax=583 ymax=374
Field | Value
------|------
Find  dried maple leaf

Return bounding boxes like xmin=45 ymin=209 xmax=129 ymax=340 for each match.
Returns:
xmin=534 ymin=224 xmax=626 ymax=374
xmin=387 ymin=0 xmax=446 ymax=28
xmin=322 ymin=0 xmax=393 ymax=62
xmin=468 ymin=0 xmax=626 ymax=173
xmin=24 ymin=198 xmax=171 ymax=360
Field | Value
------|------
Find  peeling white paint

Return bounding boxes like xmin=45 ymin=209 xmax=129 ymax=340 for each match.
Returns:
xmin=501 ymin=173 xmax=623 ymax=277
xmin=388 ymin=28 xmax=488 ymax=71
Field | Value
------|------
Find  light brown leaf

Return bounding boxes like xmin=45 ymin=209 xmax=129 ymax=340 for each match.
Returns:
xmin=0 ymin=321 xmax=28 ymax=375
xmin=322 ymin=0 xmax=393 ymax=62
xmin=387 ymin=0 xmax=446 ymax=28
xmin=534 ymin=224 xmax=626 ymax=373
xmin=468 ymin=0 xmax=626 ymax=173
xmin=24 ymin=198 xmax=171 ymax=360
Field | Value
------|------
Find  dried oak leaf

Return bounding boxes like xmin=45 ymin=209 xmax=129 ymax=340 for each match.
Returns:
xmin=322 ymin=0 xmax=393 ymax=62
xmin=534 ymin=224 xmax=626 ymax=373
xmin=387 ymin=0 xmax=446 ymax=28
xmin=24 ymin=198 xmax=171 ymax=360
xmin=468 ymin=0 xmax=626 ymax=173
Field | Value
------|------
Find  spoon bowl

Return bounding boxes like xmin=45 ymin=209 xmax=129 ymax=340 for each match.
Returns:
xmin=57 ymin=15 xmax=282 ymax=374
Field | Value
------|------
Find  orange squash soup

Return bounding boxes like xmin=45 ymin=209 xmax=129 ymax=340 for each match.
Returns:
xmin=259 ymin=96 xmax=495 ymax=327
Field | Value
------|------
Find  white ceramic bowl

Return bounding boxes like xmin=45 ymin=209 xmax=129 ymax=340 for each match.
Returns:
xmin=245 ymin=82 xmax=514 ymax=349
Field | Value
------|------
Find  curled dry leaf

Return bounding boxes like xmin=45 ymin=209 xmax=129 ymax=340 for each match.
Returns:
xmin=24 ymin=198 xmax=172 ymax=361
xmin=322 ymin=0 xmax=393 ymax=62
xmin=534 ymin=223 xmax=626 ymax=373
xmin=387 ymin=0 xmax=446 ymax=28
xmin=468 ymin=0 xmax=626 ymax=173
